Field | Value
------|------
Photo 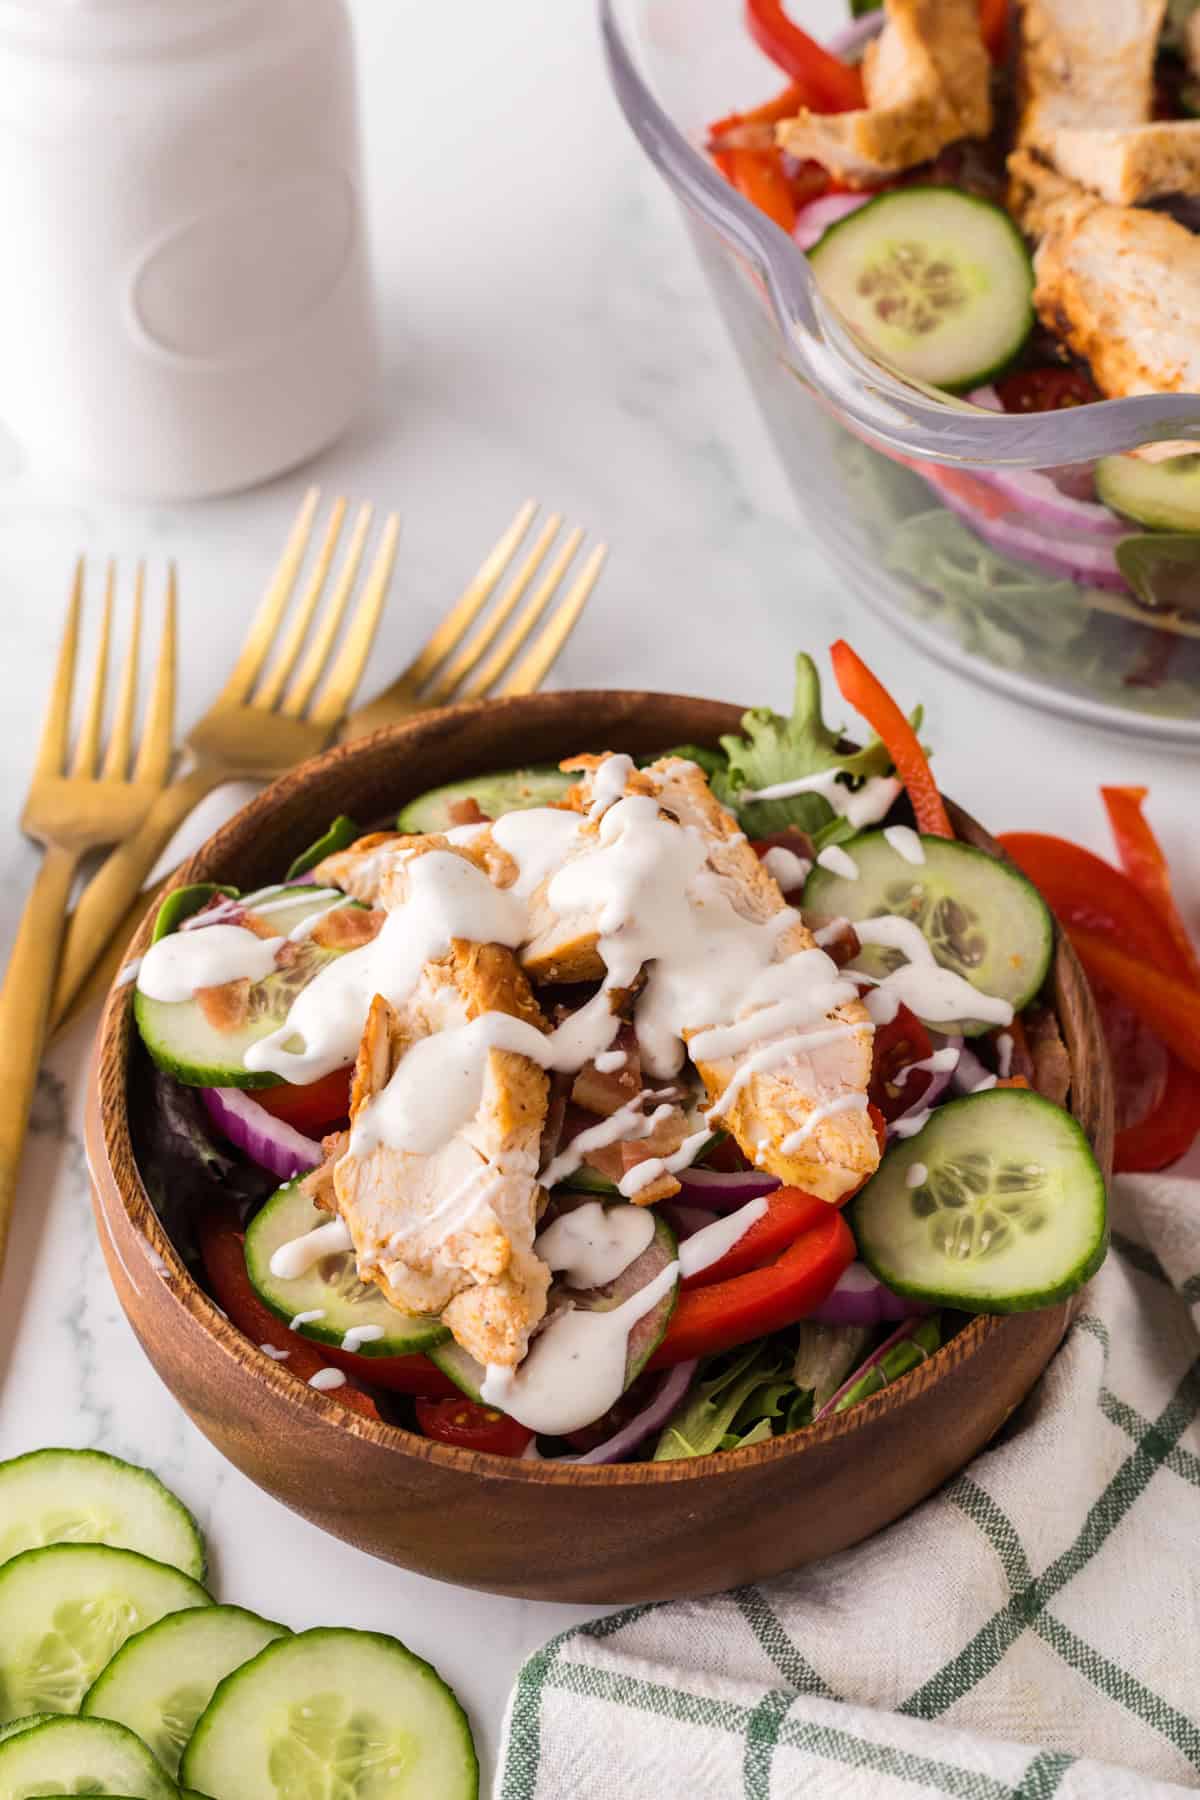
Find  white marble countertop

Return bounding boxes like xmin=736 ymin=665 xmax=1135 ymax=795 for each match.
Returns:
xmin=0 ymin=0 xmax=1197 ymax=1790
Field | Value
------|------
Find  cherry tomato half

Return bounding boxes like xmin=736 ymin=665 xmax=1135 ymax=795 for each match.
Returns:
xmin=414 ymin=1398 xmax=533 ymax=1457
xmin=995 ymin=367 xmax=1100 ymax=413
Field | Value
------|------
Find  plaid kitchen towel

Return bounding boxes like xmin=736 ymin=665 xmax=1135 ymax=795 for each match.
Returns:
xmin=496 ymin=1171 xmax=1200 ymax=1798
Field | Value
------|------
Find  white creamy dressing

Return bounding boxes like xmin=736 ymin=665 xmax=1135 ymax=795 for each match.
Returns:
xmin=480 ymin=1258 xmax=679 ymax=1435
xmin=677 ymin=1196 xmax=768 ymax=1279
xmin=971 ymin=1073 xmax=999 ymax=1093
xmin=593 ymin=1049 xmax=627 ymax=1074
xmin=761 ymin=846 xmax=812 ymax=892
xmin=309 ymin=1368 xmax=347 ymax=1391
xmin=738 ymin=768 xmax=901 ymax=829
xmin=268 ymin=1217 xmax=352 ymax=1281
xmin=534 ymin=1200 xmax=655 ymax=1288
xmin=816 ymin=845 xmax=860 ymax=881
xmin=137 ymin=923 xmax=284 ymax=1003
xmin=287 ymin=896 xmax=356 ymax=942
xmin=259 ymin=1343 xmax=291 ymax=1361
xmin=897 ymin=1046 xmax=961 ymax=1086
xmin=491 ymin=807 xmax=582 ymax=895
xmin=619 ymin=1126 xmax=713 ymax=1199
xmin=995 ymin=1032 xmax=1014 ymax=1078
xmin=586 ymin=752 xmax=637 ymax=820
xmin=893 ymin=1109 xmax=931 ymax=1140
xmin=883 ymin=825 xmax=925 ymax=865
xmin=780 ymin=1091 xmax=869 ymax=1155
xmin=115 ymin=958 xmax=142 ymax=987
xmin=288 ymin=1308 xmax=325 ymax=1330
xmin=342 ymin=1324 xmax=385 ymax=1352
xmin=538 ymin=1094 xmax=675 ymax=1190
xmin=854 ymin=918 xmax=1014 ymax=1031
xmin=906 ymin=1162 xmax=928 ymax=1188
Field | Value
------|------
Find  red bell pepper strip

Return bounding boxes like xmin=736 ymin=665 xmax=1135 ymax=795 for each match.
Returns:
xmin=197 ymin=1207 xmax=382 ymax=1421
xmin=712 ymin=146 xmax=798 ymax=234
xmin=1115 ymin=1055 xmax=1200 ymax=1173
xmin=413 ymin=1398 xmax=533 ymax=1458
xmin=829 ymin=639 xmax=953 ymax=839
xmin=709 ymin=82 xmax=807 ymax=142
xmin=1100 ymin=787 xmax=1200 ymax=988
xmin=745 ymin=0 xmax=865 ymax=111
xmin=999 ymin=832 xmax=1185 ymax=977
xmin=1067 ymin=928 xmax=1200 ymax=1077
xmin=681 ymin=1187 xmax=833 ymax=1290
xmin=255 ymin=1065 xmax=351 ymax=1136
xmin=649 ymin=1207 xmax=855 ymax=1367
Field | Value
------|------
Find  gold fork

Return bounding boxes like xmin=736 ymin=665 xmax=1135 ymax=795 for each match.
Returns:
xmin=50 ymin=490 xmax=399 ymax=1028
xmin=0 ymin=562 xmax=175 ymax=1269
xmin=340 ymin=499 xmax=607 ymax=741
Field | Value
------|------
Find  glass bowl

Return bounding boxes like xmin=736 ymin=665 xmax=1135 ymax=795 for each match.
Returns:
xmin=601 ymin=0 xmax=1200 ymax=743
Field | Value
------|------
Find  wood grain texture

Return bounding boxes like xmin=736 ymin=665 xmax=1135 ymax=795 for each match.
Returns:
xmin=86 ymin=691 xmax=1114 ymax=1602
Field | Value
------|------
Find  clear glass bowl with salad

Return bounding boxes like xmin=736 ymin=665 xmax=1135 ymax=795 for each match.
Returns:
xmin=601 ymin=0 xmax=1200 ymax=741
xmin=125 ymin=644 xmax=1108 ymax=1472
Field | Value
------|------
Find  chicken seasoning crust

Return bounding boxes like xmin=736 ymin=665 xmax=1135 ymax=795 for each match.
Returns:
xmin=131 ymin=650 xmax=1107 ymax=1464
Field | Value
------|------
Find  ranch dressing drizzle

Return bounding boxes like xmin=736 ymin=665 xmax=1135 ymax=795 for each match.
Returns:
xmin=490 ymin=807 xmax=583 ymax=895
xmin=883 ymin=825 xmax=925 ymax=865
xmin=897 ymin=1046 xmax=961 ymax=1085
xmin=342 ymin=1324 xmax=385 ymax=1353
xmin=619 ymin=1127 xmax=713 ymax=1199
xmin=677 ymin=1196 xmax=768 ymax=1279
xmin=480 ymin=1258 xmax=680 ymax=1435
xmin=586 ymin=752 xmax=637 ymax=820
xmin=816 ymin=845 xmax=859 ymax=881
xmin=906 ymin=1162 xmax=928 ymax=1188
xmin=738 ymin=769 xmax=901 ymax=828
xmin=535 ymin=1201 xmax=656 ymax=1288
xmin=780 ymin=1092 xmax=869 ymax=1155
xmin=136 ymin=924 xmax=284 ymax=1004
xmin=309 ymin=1368 xmax=346 ymax=1391
xmin=761 ymin=846 xmax=812 ymax=892
xmin=538 ymin=1095 xmax=675 ymax=1190
xmin=593 ymin=1049 xmax=627 ymax=1074
xmin=853 ymin=918 xmax=1015 ymax=1030
xmin=268 ymin=1217 xmax=353 ymax=1280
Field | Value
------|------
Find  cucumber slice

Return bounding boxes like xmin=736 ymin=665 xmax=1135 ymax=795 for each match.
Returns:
xmin=1095 ymin=452 xmax=1200 ymax=532
xmin=0 ymin=1545 xmax=210 ymax=1721
xmin=134 ymin=887 xmax=365 ymax=1089
xmin=82 ymin=1605 xmax=289 ymax=1778
xmin=428 ymin=1200 xmax=678 ymax=1401
xmin=0 ymin=1449 xmax=205 ymax=1580
xmin=181 ymin=1627 xmax=478 ymax=1800
xmin=0 ymin=1717 xmax=55 ymax=1745
xmin=396 ymin=766 xmax=573 ymax=833
xmin=0 ymin=1716 xmax=179 ymax=1800
xmin=851 ymin=1089 xmax=1106 ymax=1311
xmin=802 ymin=830 xmax=1053 ymax=1034
xmin=244 ymin=1181 xmax=449 ymax=1356
xmin=808 ymin=187 xmax=1034 ymax=392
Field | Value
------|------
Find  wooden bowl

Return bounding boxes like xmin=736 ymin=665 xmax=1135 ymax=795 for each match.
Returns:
xmin=87 ymin=691 xmax=1113 ymax=1603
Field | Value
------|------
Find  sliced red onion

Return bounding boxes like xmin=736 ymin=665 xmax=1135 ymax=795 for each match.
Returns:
xmin=807 ymin=1262 xmax=930 ymax=1326
xmin=570 ymin=1360 xmax=699 ymax=1465
xmin=886 ymin=1036 xmax=961 ymax=1139
xmin=813 ymin=1316 xmax=928 ymax=1421
xmin=662 ymin=1203 xmax=719 ymax=1240
xmin=827 ymin=13 xmax=884 ymax=58
xmin=674 ymin=1167 xmax=780 ymax=1208
xmin=953 ymin=1045 xmax=996 ymax=1095
xmin=202 ymin=1087 xmax=322 ymax=1182
xmin=794 ymin=191 xmax=869 ymax=251
xmin=935 ymin=475 xmax=1128 ymax=590
xmin=963 ymin=388 xmax=1121 ymax=539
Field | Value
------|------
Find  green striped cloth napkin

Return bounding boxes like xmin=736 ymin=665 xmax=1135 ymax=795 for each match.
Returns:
xmin=497 ymin=1170 xmax=1200 ymax=1798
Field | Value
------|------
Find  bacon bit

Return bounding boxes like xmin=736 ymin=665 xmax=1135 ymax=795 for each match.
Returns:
xmin=447 ymin=795 xmax=490 ymax=826
xmin=309 ymin=905 xmax=385 ymax=951
xmin=571 ymin=1024 xmax=642 ymax=1117
xmin=196 ymin=978 xmax=252 ymax=1033
xmin=241 ymin=911 xmax=283 ymax=941
xmin=818 ymin=919 xmax=862 ymax=969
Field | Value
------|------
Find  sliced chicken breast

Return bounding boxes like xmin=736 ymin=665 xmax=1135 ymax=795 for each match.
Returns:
xmin=329 ymin=943 xmax=551 ymax=1369
xmin=1038 ymin=121 xmax=1200 ymax=205
xmin=1016 ymin=0 xmax=1164 ymax=146
xmin=314 ymin=825 xmax=517 ymax=907
xmin=527 ymin=754 xmax=879 ymax=1205
xmin=1009 ymin=150 xmax=1200 ymax=396
xmin=776 ymin=0 xmax=990 ymax=187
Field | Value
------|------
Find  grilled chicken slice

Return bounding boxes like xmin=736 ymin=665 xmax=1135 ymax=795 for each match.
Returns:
xmin=1015 ymin=0 xmax=1164 ymax=146
xmin=527 ymin=753 xmax=879 ymax=1205
xmin=314 ymin=826 xmax=517 ymax=907
xmin=1009 ymin=151 xmax=1200 ymax=396
xmin=329 ymin=944 xmax=551 ymax=1369
xmin=1042 ymin=121 xmax=1200 ymax=205
xmin=776 ymin=0 xmax=990 ymax=187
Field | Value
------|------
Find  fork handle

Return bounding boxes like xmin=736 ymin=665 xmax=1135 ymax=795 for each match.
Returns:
xmin=0 ymin=846 xmax=78 ymax=1271
xmin=50 ymin=767 xmax=225 ymax=1028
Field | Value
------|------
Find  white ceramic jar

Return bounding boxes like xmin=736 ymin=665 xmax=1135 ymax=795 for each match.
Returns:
xmin=0 ymin=0 xmax=377 ymax=498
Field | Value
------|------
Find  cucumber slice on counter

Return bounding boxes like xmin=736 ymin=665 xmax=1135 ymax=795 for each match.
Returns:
xmin=0 ymin=1448 xmax=205 ymax=1579
xmin=244 ymin=1180 xmax=449 ymax=1356
xmin=802 ymin=830 xmax=1053 ymax=1033
xmin=429 ymin=1200 xmax=678 ymax=1401
xmin=0 ymin=1544 xmax=210 ymax=1720
xmin=396 ymin=766 xmax=574 ymax=833
xmin=82 ymin=1605 xmax=289 ymax=1778
xmin=134 ymin=886 xmax=366 ymax=1089
xmin=1095 ymin=452 xmax=1200 ymax=532
xmin=808 ymin=187 xmax=1034 ymax=391
xmin=0 ymin=1715 xmax=180 ymax=1800
xmin=181 ymin=1628 xmax=478 ymax=1800
xmin=851 ymin=1089 xmax=1107 ymax=1311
